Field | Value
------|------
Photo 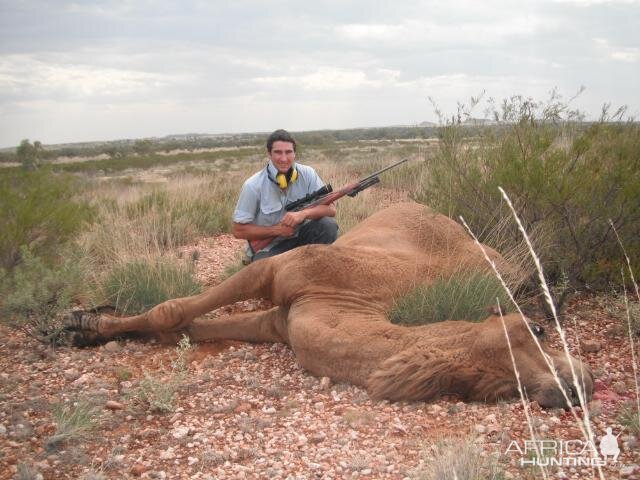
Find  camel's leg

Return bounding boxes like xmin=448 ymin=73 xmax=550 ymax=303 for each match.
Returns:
xmin=186 ymin=306 xmax=290 ymax=344
xmin=70 ymin=258 xmax=277 ymax=340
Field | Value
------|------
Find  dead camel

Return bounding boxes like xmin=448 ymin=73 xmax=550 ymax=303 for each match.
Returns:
xmin=69 ymin=202 xmax=592 ymax=408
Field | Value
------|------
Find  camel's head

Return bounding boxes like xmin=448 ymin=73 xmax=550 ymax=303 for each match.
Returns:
xmin=368 ymin=313 xmax=593 ymax=409
xmin=467 ymin=313 xmax=594 ymax=408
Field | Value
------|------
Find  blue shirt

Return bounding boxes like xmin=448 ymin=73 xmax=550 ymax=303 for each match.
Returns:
xmin=233 ymin=161 xmax=326 ymax=254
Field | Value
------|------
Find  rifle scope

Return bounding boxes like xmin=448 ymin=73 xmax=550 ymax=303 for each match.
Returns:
xmin=285 ymin=184 xmax=333 ymax=211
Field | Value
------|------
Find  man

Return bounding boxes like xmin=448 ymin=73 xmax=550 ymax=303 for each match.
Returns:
xmin=232 ymin=129 xmax=338 ymax=262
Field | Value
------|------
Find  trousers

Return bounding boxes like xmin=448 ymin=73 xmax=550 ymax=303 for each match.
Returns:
xmin=252 ymin=217 xmax=338 ymax=262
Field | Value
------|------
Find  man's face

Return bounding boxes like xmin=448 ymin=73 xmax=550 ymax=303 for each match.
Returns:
xmin=268 ymin=140 xmax=295 ymax=173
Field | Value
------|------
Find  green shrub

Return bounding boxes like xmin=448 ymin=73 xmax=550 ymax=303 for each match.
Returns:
xmin=101 ymin=257 xmax=200 ymax=315
xmin=133 ymin=335 xmax=193 ymax=413
xmin=414 ymin=96 xmax=640 ymax=295
xmin=389 ymin=272 xmax=510 ymax=325
xmin=0 ymin=168 xmax=92 ymax=269
xmin=0 ymin=246 xmax=84 ymax=344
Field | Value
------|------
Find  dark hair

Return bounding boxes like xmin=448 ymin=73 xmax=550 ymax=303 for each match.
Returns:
xmin=266 ymin=129 xmax=296 ymax=152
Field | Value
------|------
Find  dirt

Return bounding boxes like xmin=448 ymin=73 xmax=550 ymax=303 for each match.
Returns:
xmin=0 ymin=235 xmax=638 ymax=479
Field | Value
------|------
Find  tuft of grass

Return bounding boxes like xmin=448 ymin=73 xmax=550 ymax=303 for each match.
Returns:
xmin=100 ymin=257 xmax=200 ymax=315
xmin=618 ymin=403 xmax=640 ymax=437
xmin=14 ymin=462 xmax=41 ymax=480
xmin=390 ymin=272 xmax=510 ymax=325
xmin=132 ymin=335 xmax=193 ymax=413
xmin=411 ymin=436 xmax=506 ymax=480
xmin=45 ymin=398 xmax=101 ymax=451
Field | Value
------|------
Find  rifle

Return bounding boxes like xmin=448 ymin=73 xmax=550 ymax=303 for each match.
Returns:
xmin=249 ymin=158 xmax=408 ymax=253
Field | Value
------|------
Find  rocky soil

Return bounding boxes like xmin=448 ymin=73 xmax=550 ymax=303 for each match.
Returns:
xmin=1 ymin=234 xmax=638 ymax=480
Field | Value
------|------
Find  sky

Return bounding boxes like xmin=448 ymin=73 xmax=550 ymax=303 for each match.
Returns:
xmin=0 ymin=0 xmax=639 ymax=147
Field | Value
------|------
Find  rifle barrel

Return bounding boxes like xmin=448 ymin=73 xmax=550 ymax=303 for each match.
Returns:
xmin=358 ymin=158 xmax=408 ymax=183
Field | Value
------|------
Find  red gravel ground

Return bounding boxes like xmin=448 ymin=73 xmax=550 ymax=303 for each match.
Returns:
xmin=0 ymin=234 xmax=638 ymax=479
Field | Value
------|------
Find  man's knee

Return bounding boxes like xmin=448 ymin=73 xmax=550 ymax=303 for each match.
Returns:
xmin=299 ymin=217 xmax=338 ymax=245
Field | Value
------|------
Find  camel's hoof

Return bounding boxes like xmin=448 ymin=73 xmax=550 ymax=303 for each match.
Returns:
xmin=62 ymin=310 xmax=106 ymax=347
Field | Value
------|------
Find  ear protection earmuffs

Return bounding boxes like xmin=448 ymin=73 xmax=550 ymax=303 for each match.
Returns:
xmin=275 ymin=167 xmax=298 ymax=189
xmin=268 ymin=165 xmax=298 ymax=189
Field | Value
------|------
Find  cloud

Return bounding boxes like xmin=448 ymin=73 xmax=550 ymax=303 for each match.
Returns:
xmin=0 ymin=54 xmax=192 ymax=102
xmin=594 ymin=38 xmax=640 ymax=63
xmin=252 ymin=67 xmax=402 ymax=91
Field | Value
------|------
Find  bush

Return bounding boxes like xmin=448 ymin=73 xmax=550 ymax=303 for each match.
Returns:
xmin=389 ymin=272 xmax=510 ymax=325
xmin=101 ymin=257 xmax=200 ymax=315
xmin=0 ymin=168 xmax=92 ymax=269
xmin=414 ymin=95 xmax=640 ymax=297
xmin=0 ymin=246 xmax=84 ymax=344
xmin=132 ymin=335 xmax=193 ymax=413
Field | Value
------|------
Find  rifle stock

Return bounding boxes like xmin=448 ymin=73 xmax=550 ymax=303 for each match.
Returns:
xmin=248 ymin=158 xmax=408 ymax=255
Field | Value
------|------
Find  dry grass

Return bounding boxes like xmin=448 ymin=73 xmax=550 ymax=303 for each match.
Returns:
xmin=410 ymin=435 xmax=505 ymax=480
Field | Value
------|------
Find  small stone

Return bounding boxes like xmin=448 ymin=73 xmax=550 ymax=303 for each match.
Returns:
xmin=0 ymin=424 xmax=6 ymax=435
xmin=104 ymin=400 xmax=125 ymax=411
xmin=63 ymin=368 xmax=80 ymax=381
xmin=297 ymin=435 xmax=308 ymax=446
xmin=319 ymin=377 xmax=331 ymax=390
xmin=72 ymin=373 xmax=94 ymax=386
xmin=310 ymin=432 xmax=326 ymax=444
xmin=130 ymin=464 xmax=146 ymax=476
xmin=147 ymin=472 xmax=166 ymax=480
xmin=104 ymin=341 xmax=122 ymax=352
xmin=234 ymin=403 xmax=252 ymax=413
xmin=620 ymin=466 xmax=636 ymax=477
xmin=187 ymin=456 xmax=199 ymax=465
xmin=171 ymin=426 xmax=190 ymax=439
xmin=579 ymin=340 xmax=601 ymax=353
xmin=475 ymin=424 xmax=487 ymax=434
xmin=612 ymin=381 xmax=627 ymax=395
xmin=160 ymin=448 xmax=175 ymax=460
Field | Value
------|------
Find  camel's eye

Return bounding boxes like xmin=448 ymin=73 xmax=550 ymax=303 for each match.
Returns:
xmin=531 ymin=324 xmax=545 ymax=337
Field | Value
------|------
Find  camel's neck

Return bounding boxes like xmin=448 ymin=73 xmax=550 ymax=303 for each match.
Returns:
xmin=287 ymin=308 xmax=454 ymax=392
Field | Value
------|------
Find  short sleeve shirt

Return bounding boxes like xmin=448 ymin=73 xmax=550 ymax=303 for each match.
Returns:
xmin=233 ymin=162 xmax=326 ymax=252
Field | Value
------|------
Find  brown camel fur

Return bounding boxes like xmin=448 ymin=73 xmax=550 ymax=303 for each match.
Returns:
xmin=69 ymin=202 xmax=592 ymax=408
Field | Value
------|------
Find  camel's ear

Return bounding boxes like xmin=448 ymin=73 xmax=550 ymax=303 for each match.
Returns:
xmin=367 ymin=347 xmax=471 ymax=402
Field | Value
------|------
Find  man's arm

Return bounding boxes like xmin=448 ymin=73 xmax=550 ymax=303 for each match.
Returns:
xmin=232 ymin=204 xmax=335 ymax=239
xmin=231 ymin=222 xmax=295 ymax=241
xmin=280 ymin=204 xmax=336 ymax=227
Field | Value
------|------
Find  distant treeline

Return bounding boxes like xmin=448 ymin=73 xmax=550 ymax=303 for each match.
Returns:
xmin=0 ymin=126 xmax=439 ymax=163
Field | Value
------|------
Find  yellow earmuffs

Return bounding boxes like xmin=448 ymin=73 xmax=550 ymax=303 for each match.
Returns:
xmin=274 ymin=167 xmax=298 ymax=189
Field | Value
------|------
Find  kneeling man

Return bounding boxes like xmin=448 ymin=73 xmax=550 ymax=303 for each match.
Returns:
xmin=232 ymin=129 xmax=338 ymax=262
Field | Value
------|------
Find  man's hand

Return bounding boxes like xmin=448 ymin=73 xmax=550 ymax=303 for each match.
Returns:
xmin=275 ymin=224 xmax=295 ymax=237
xmin=280 ymin=211 xmax=306 ymax=228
